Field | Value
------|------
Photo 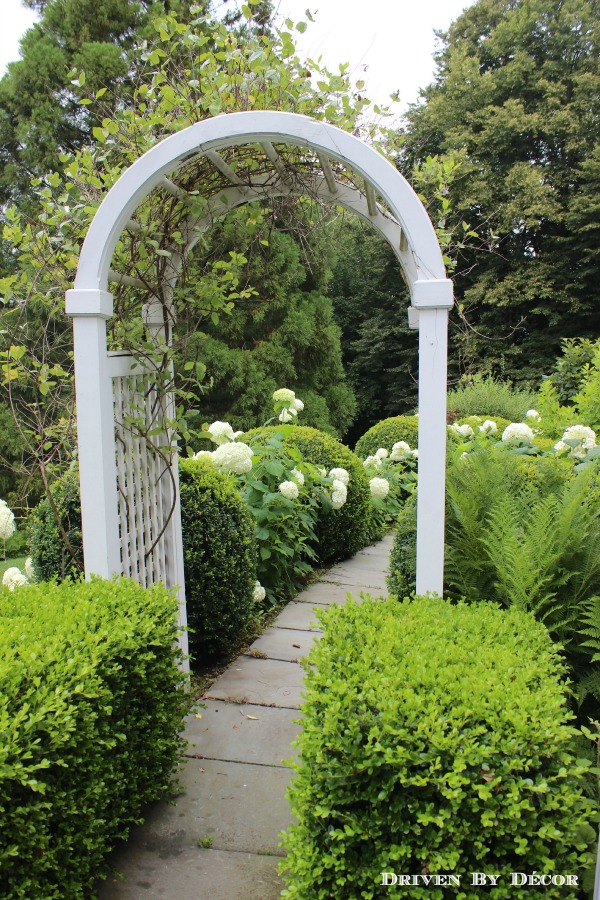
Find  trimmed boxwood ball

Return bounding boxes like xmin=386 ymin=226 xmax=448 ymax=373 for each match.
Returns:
xmin=354 ymin=414 xmax=419 ymax=458
xmin=243 ymin=424 xmax=370 ymax=562
xmin=179 ymin=458 xmax=258 ymax=663
xmin=282 ymin=595 xmax=597 ymax=899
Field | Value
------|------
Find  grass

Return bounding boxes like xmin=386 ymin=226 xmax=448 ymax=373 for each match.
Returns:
xmin=0 ymin=556 xmax=26 ymax=578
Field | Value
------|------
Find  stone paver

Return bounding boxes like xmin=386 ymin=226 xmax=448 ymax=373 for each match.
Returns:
xmin=185 ymin=700 xmax=301 ymax=766
xmin=204 ymin=656 xmax=305 ymax=708
xmin=100 ymin=848 xmax=282 ymax=900
xmin=246 ymin=626 xmax=321 ymax=662
xmin=96 ymin=536 xmax=392 ymax=899
xmin=271 ymin=600 xmax=324 ymax=631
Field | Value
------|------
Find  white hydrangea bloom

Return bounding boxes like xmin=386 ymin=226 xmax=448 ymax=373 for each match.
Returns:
xmin=291 ymin=468 xmax=305 ymax=486
xmin=362 ymin=455 xmax=381 ymax=468
xmin=278 ymin=480 xmax=299 ymax=500
xmin=319 ymin=468 xmax=327 ymax=477
xmin=526 ymin=409 xmax=541 ymax=422
xmin=562 ymin=425 xmax=596 ymax=448
xmin=0 ymin=498 xmax=7 ymax=507
xmin=0 ymin=505 xmax=15 ymax=541
xmin=554 ymin=440 xmax=569 ymax=453
xmin=2 ymin=567 xmax=28 ymax=591
xmin=501 ymin=423 xmax=534 ymax=443
xmin=24 ymin=557 xmax=35 ymax=581
xmin=330 ymin=480 xmax=347 ymax=509
xmin=252 ymin=581 xmax=266 ymax=603
xmin=369 ymin=477 xmax=390 ymax=499
xmin=194 ymin=450 xmax=214 ymax=462
xmin=450 ymin=423 xmax=474 ymax=438
xmin=390 ymin=441 xmax=411 ymax=460
xmin=212 ymin=441 xmax=253 ymax=475
xmin=279 ymin=409 xmax=296 ymax=423
xmin=232 ymin=430 xmax=244 ymax=439
xmin=479 ymin=420 xmax=498 ymax=434
xmin=328 ymin=467 xmax=349 ymax=485
xmin=375 ymin=448 xmax=389 ymax=459
xmin=273 ymin=388 xmax=296 ymax=402
xmin=412 ymin=449 xmax=419 ymax=458
xmin=290 ymin=397 xmax=304 ymax=412
xmin=207 ymin=421 xmax=235 ymax=445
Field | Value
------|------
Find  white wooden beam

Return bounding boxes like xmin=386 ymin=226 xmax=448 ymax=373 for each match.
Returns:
xmin=205 ymin=149 xmax=248 ymax=193
xmin=159 ymin=177 xmax=194 ymax=207
xmin=108 ymin=269 xmax=149 ymax=290
xmin=317 ymin=152 xmax=337 ymax=194
xmin=365 ymin=181 xmax=377 ymax=217
xmin=260 ymin=141 xmax=292 ymax=185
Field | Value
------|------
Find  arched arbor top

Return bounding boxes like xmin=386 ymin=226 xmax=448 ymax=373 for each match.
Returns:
xmin=69 ymin=110 xmax=452 ymax=316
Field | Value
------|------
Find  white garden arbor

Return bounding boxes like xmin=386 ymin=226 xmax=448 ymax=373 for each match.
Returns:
xmin=66 ymin=111 xmax=453 ymax=664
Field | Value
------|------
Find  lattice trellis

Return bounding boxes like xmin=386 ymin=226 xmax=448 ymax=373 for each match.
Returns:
xmin=109 ymin=353 xmax=182 ymax=594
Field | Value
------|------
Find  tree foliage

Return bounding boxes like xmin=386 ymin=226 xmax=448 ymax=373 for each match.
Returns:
xmin=399 ymin=0 xmax=600 ymax=386
xmin=0 ymin=1 xmax=390 ymax=502
xmin=0 ymin=0 xmax=203 ymax=216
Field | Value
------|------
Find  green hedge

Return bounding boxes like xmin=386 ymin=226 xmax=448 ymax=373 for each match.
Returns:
xmin=282 ymin=596 xmax=596 ymax=899
xmin=0 ymin=577 xmax=187 ymax=899
xmin=243 ymin=424 xmax=370 ymax=561
xmin=29 ymin=468 xmax=83 ymax=581
xmin=354 ymin=415 xmax=419 ymax=459
xmin=387 ymin=494 xmax=417 ymax=598
xmin=28 ymin=462 xmax=259 ymax=663
xmin=179 ymin=458 xmax=258 ymax=661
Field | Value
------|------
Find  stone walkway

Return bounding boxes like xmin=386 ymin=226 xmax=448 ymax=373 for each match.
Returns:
xmin=98 ymin=534 xmax=393 ymax=899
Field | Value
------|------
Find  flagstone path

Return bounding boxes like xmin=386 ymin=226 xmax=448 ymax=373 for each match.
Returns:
xmin=98 ymin=534 xmax=393 ymax=899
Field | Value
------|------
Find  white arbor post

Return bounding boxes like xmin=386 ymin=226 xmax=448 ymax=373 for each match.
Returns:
xmin=65 ymin=289 xmax=121 ymax=578
xmin=412 ymin=280 xmax=454 ymax=596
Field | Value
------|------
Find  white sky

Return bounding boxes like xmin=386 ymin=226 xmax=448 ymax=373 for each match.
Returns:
xmin=1 ymin=0 xmax=476 ymax=114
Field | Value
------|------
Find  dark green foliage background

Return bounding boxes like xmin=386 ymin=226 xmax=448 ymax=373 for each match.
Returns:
xmin=397 ymin=0 xmax=600 ymax=387
xmin=28 ymin=467 xmax=83 ymax=581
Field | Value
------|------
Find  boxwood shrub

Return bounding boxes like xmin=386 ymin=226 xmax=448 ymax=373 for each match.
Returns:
xmin=0 ymin=577 xmax=187 ymax=900
xmin=282 ymin=596 xmax=596 ymax=899
xmin=354 ymin=415 xmax=419 ymax=459
xmin=243 ymin=424 xmax=370 ymax=562
xmin=179 ymin=458 xmax=258 ymax=662
xmin=28 ymin=461 xmax=258 ymax=663
xmin=29 ymin=468 xmax=84 ymax=581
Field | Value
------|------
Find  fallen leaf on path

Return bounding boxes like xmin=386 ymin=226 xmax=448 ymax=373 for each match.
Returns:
xmin=292 ymin=643 xmax=301 ymax=648
xmin=195 ymin=713 xmax=203 ymax=719
xmin=246 ymin=715 xmax=259 ymax=720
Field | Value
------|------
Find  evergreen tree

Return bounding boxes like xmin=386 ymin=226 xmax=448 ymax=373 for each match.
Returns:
xmin=328 ymin=220 xmax=417 ymax=444
xmin=399 ymin=0 xmax=600 ymax=386
xmin=0 ymin=0 xmax=204 ymax=213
